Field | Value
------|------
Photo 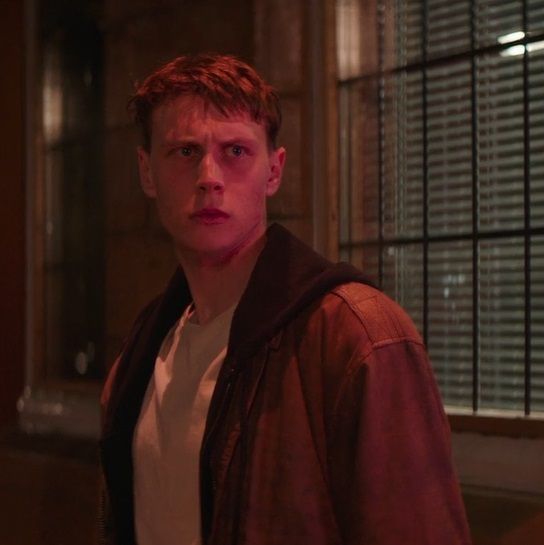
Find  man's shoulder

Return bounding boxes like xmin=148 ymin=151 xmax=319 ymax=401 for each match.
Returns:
xmin=319 ymin=281 xmax=424 ymax=348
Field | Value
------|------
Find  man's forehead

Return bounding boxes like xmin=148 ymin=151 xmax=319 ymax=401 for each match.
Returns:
xmin=148 ymin=95 xmax=268 ymax=149
xmin=153 ymin=94 xmax=258 ymax=128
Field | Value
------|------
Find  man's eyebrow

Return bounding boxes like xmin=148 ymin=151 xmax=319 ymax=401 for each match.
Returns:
xmin=161 ymin=138 xmax=200 ymax=147
xmin=220 ymin=136 xmax=257 ymax=146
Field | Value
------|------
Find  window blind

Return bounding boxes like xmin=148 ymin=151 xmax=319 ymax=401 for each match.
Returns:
xmin=337 ymin=0 xmax=544 ymax=415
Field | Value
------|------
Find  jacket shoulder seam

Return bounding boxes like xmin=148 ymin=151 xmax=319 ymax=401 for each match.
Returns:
xmin=329 ymin=283 xmax=424 ymax=349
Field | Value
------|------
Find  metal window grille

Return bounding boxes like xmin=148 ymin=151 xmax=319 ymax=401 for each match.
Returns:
xmin=337 ymin=0 xmax=544 ymax=415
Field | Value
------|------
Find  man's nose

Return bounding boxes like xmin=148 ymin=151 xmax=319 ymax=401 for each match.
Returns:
xmin=197 ymin=153 xmax=224 ymax=192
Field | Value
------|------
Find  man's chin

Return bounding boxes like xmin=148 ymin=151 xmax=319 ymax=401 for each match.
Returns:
xmin=175 ymin=238 xmax=237 ymax=265
xmin=174 ymin=231 xmax=264 ymax=267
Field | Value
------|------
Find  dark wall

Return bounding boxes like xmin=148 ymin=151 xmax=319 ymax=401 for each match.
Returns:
xmin=101 ymin=0 xmax=256 ymax=364
xmin=0 ymin=0 xmax=25 ymax=427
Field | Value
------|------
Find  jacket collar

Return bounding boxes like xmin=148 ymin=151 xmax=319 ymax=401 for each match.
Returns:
xmin=102 ymin=223 xmax=370 ymax=434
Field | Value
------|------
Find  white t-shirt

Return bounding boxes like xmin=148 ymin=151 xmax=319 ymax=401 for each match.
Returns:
xmin=133 ymin=303 xmax=235 ymax=545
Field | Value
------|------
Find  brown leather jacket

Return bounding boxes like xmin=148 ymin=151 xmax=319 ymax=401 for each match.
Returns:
xmin=99 ymin=224 xmax=471 ymax=545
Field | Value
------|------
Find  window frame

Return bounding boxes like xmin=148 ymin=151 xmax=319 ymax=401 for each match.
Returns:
xmin=19 ymin=0 xmax=101 ymax=440
xmin=334 ymin=0 xmax=544 ymax=437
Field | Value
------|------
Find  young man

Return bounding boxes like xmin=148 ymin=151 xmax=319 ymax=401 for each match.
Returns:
xmin=99 ymin=54 xmax=471 ymax=545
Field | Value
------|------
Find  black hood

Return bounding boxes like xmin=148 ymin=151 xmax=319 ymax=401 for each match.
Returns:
xmin=228 ymin=223 xmax=372 ymax=360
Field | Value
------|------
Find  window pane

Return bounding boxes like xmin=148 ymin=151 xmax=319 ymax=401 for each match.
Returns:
xmin=44 ymin=140 xmax=104 ymax=380
xmin=39 ymin=0 xmax=105 ymax=381
xmin=389 ymin=0 xmax=422 ymax=68
xmin=427 ymin=60 xmax=473 ymax=236
xmin=479 ymin=238 xmax=525 ymax=411
xmin=528 ymin=0 xmax=544 ymax=34
xmin=532 ymin=235 xmax=544 ymax=412
xmin=530 ymin=45 xmax=544 ymax=227
xmin=428 ymin=241 xmax=474 ymax=408
xmin=427 ymin=0 xmax=471 ymax=60
xmin=383 ymin=71 xmax=424 ymax=238
xmin=337 ymin=0 xmax=544 ymax=414
xmin=475 ymin=0 xmax=523 ymax=49
xmin=477 ymin=52 xmax=525 ymax=231
xmin=382 ymin=244 xmax=424 ymax=332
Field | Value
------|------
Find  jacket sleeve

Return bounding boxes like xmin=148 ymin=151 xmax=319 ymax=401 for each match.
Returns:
xmin=328 ymin=338 xmax=472 ymax=545
xmin=98 ymin=470 xmax=117 ymax=545
xmin=98 ymin=354 xmax=122 ymax=545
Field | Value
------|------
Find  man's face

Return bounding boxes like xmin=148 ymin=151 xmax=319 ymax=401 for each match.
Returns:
xmin=137 ymin=95 xmax=285 ymax=263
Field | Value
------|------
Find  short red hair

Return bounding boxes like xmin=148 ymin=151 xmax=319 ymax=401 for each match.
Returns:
xmin=128 ymin=53 xmax=282 ymax=151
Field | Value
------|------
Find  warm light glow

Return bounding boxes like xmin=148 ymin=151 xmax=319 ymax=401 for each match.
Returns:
xmin=336 ymin=0 xmax=362 ymax=80
xmin=43 ymin=44 xmax=63 ymax=143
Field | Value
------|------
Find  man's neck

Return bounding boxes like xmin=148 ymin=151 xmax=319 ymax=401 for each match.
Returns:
xmin=177 ymin=235 xmax=266 ymax=326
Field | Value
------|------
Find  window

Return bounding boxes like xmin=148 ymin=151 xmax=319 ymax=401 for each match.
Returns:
xmin=19 ymin=0 xmax=105 ymax=436
xmin=337 ymin=0 xmax=544 ymax=416
xmin=38 ymin=0 xmax=105 ymax=383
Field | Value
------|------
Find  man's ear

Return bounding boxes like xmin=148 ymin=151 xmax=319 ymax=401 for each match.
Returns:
xmin=137 ymin=146 xmax=157 ymax=198
xmin=266 ymin=146 xmax=286 ymax=197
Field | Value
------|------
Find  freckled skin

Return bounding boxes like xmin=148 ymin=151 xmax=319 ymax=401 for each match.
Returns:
xmin=137 ymin=95 xmax=285 ymax=265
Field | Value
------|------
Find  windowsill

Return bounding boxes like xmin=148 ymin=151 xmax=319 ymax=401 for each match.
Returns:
xmin=17 ymin=382 xmax=101 ymax=439
xmin=448 ymin=411 xmax=544 ymax=438
xmin=448 ymin=408 xmax=544 ymax=497
xmin=451 ymin=431 xmax=544 ymax=496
